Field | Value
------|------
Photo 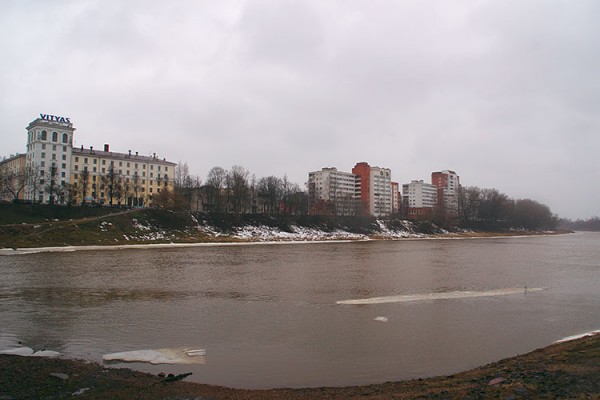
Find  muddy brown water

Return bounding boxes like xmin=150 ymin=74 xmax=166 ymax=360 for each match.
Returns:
xmin=1 ymin=232 xmax=599 ymax=389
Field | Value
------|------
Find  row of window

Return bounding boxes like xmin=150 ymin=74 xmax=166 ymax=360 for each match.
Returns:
xmin=29 ymin=130 xmax=70 ymax=144
xmin=74 ymin=157 xmax=168 ymax=172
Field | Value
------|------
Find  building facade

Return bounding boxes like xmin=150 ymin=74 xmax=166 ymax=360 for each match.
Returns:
xmin=308 ymin=167 xmax=358 ymax=215
xmin=402 ymin=180 xmax=437 ymax=219
xmin=71 ymin=145 xmax=176 ymax=207
xmin=0 ymin=153 xmax=27 ymax=202
xmin=431 ymin=169 xmax=460 ymax=217
xmin=352 ymin=162 xmax=393 ymax=217
xmin=24 ymin=115 xmax=75 ymax=204
xmin=22 ymin=114 xmax=176 ymax=206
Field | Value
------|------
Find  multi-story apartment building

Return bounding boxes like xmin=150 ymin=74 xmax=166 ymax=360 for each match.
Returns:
xmin=0 ymin=153 xmax=27 ymax=202
xmin=308 ymin=163 xmax=395 ymax=217
xmin=402 ymin=180 xmax=437 ymax=219
xmin=431 ymin=170 xmax=460 ymax=216
xmin=22 ymin=114 xmax=175 ymax=206
xmin=352 ymin=162 xmax=393 ymax=217
xmin=71 ymin=145 xmax=176 ymax=207
xmin=308 ymin=167 xmax=357 ymax=215
xmin=391 ymin=181 xmax=401 ymax=214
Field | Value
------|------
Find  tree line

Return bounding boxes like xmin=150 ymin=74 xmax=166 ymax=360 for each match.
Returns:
xmin=458 ymin=186 xmax=558 ymax=230
xmin=558 ymin=216 xmax=600 ymax=231
xmin=153 ymin=163 xmax=308 ymax=215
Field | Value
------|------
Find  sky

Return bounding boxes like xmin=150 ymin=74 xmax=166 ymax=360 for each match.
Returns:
xmin=1 ymin=0 xmax=599 ymax=219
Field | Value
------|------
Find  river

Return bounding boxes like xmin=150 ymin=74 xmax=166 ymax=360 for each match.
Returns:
xmin=1 ymin=232 xmax=599 ymax=389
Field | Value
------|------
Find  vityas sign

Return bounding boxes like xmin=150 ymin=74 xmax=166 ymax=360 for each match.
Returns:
xmin=40 ymin=113 xmax=71 ymax=123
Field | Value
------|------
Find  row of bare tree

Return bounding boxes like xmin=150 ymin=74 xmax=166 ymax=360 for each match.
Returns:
xmin=158 ymin=163 xmax=308 ymax=214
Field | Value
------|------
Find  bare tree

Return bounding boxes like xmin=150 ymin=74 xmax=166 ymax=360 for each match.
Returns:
xmin=0 ymin=167 xmax=27 ymax=202
xmin=26 ymin=163 xmax=42 ymax=204
xmin=226 ymin=165 xmax=250 ymax=213
xmin=79 ymin=167 xmax=90 ymax=205
xmin=44 ymin=164 xmax=60 ymax=205
xmin=257 ymin=176 xmax=283 ymax=214
xmin=101 ymin=164 xmax=122 ymax=206
xmin=205 ymin=166 xmax=226 ymax=212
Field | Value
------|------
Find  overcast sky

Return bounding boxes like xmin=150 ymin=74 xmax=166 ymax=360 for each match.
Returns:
xmin=1 ymin=0 xmax=598 ymax=219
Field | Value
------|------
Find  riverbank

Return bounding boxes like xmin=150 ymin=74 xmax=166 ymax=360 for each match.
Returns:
xmin=0 ymin=204 xmax=566 ymax=250
xmin=1 ymin=334 xmax=599 ymax=399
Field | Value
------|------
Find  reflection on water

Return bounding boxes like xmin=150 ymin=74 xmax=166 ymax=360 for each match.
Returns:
xmin=1 ymin=232 xmax=600 ymax=389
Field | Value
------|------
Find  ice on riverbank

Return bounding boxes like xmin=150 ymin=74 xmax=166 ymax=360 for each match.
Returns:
xmin=103 ymin=347 xmax=206 ymax=365
xmin=0 ymin=347 xmax=61 ymax=358
xmin=555 ymin=330 xmax=600 ymax=343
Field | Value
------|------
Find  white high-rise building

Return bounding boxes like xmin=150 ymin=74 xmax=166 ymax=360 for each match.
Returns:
xmin=308 ymin=167 xmax=358 ymax=215
xmin=25 ymin=114 xmax=75 ymax=203
xmin=402 ymin=180 xmax=437 ymax=219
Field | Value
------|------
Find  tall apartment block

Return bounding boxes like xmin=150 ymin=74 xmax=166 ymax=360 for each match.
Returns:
xmin=402 ymin=180 xmax=438 ymax=219
xmin=431 ymin=170 xmax=460 ymax=216
xmin=352 ymin=162 xmax=393 ymax=217
xmin=308 ymin=167 xmax=358 ymax=216
xmin=308 ymin=162 xmax=395 ymax=217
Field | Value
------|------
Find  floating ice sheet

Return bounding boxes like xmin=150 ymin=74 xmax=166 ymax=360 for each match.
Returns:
xmin=103 ymin=347 xmax=206 ymax=365
xmin=337 ymin=287 xmax=546 ymax=305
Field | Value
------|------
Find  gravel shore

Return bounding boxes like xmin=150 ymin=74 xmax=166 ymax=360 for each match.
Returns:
xmin=1 ymin=334 xmax=599 ymax=399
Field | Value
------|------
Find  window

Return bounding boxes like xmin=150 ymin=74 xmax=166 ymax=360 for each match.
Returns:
xmin=102 ymin=160 xmax=106 ymax=165
xmin=41 ymin=131 xmax=47 ymax=140
xmin=52 ymin=145 xmax=56 ymax=151
xmin=52 ymin=132 xmax=58 ymax=142
xmin=84 ymin=158 xmax=88 ymax=164
xmin=62 ymin=163 xmax=66 ymax=169
xmin=74 ymin=165 xmax=78 ymax=171
xmin=62 ymin=133 xmax=68 ymax=143
xmin=41 ymin=152 xmax=46 ymax=158
xmin=165 ymin=167 xmax=168 ymax=172
xmin=75 ymin=157 xmax=79 ymax=162
xmin=41 ymin=161 xmax=45 ymax=168
xmin=119 ymin=162 xmax=122 ymax=167
xmin=42 ymin=143 xmax=46 ymax=149
xmin=61 ymin=172 xmax=65 ymax=178
xmin=93 ymin=167 xmax=97 ymax=172
xmin=62 ymin=155 xmax=66 ymax=161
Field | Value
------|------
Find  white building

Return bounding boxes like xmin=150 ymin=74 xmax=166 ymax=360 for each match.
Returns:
xmin=367 ymin=166 xmax=393 ymax=217
xmin=25 ymin=114 xmax=75 ymax=203
xmin=402 ymin=180 xmax=437 ymax=219
xmin=22 ymin=114 xmax=176 ymax=206
xmin=308 ymin=167 xmax=358 ymax=215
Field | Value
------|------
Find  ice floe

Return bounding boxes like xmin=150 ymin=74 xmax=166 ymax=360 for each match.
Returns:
xmin=103 ymin=347 xmax=206 ymax=365
xmin=337 ymin=287 xmax=546 ymax=305
xmin=0 ymin=347 xmax=62 ymax=357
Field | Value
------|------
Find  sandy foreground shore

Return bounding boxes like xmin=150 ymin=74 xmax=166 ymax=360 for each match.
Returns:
xmin=1 ymin=334 xmax=599 ymax=400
